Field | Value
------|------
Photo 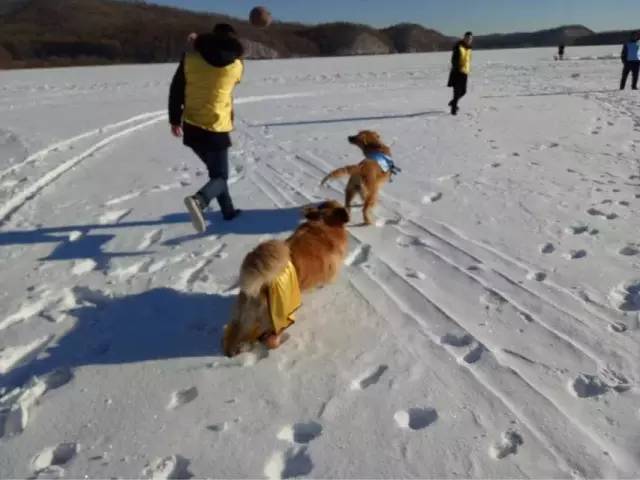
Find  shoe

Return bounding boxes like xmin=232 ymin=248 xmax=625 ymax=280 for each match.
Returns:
xmin=450 ymin=105 xmax=458 ymax=116
xmin=184 ymin=196 xmax=206 ymax=233
xmin=223 ymin=209 xmax=242 ymax=221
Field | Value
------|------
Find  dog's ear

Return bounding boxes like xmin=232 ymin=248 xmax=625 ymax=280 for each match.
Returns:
xmin=325 ymin=207 xmax=350 ymax=226
xmin=365 ymin=132 xmax=383 ymax=149
xmin=303 ymin=205 xmax=322 ymax=221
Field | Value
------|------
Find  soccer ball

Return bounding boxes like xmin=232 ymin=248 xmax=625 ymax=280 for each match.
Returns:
xmin=249 ymin=6 xmax=272 ymax=28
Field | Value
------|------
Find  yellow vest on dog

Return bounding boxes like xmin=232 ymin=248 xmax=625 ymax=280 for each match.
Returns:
xmin=183 ymin=53 xmax=243 ymax=133
xmin=268 ymin=261 xmax=302 ymax=334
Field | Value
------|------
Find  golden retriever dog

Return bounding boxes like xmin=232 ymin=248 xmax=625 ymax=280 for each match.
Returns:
xmin=222 ymin=200 xmax=350 ymax=357
xmin=320 ymin=130 xmax=398 ymax=225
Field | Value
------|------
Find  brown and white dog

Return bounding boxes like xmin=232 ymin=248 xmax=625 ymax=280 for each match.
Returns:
xmin=320 ymin=130 xmax=396 ymax=225
xmin=222 ymin=200 xmax=350 ymax=357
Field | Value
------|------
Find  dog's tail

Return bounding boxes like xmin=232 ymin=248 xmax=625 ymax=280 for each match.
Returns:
xmin=239 ymin=240 xmax=291 ymax=297
xmin=320 ymin=165 xmax=361 ymax=185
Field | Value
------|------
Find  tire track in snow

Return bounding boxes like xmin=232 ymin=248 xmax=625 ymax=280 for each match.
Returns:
xmin=0 ymin=110 xmax=166 ymax=181
xmin=250 ymin=156 xmax=588 ymax=476
xmin=238 ymin=127 xmax=635 ymax=476
xmin=0 ymin=116 xmax=166 ymax=224
xmin=0 ymin=93 xmax=322 ymax=224
xmin=279 ymin=145 xmax=634 ymax=357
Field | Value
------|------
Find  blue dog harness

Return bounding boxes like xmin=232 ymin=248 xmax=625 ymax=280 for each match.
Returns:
xmin=367 ymin=151 xmax=402 ymax=179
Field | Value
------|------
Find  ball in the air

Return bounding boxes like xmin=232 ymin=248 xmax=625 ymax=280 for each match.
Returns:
xmin=249 ymin=6 xmax=272 ymax=28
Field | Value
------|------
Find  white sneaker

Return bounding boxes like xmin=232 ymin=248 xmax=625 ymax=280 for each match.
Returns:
xmin=184 ymin=196 xmax=206 ymax=233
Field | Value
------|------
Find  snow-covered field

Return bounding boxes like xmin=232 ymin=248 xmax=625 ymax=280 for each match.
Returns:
xmin=1 ymin=45 xmax=639 ymax=478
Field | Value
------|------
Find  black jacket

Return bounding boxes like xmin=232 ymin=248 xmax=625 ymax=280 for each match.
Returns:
xmin=168 ymin=33 xmax=244 ymax=151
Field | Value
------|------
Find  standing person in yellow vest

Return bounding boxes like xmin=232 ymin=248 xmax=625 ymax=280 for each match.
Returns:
xmin=447 ymin=32 xmax=473 ymax=116
xmin=169 ymin=23 xmax=244 ymax=233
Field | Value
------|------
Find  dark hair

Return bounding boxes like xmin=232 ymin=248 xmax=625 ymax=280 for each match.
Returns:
xmin=213 ymin=23 xmax=237 ymax=36
xmin=465 ymin=31 xmax=473 ymax=37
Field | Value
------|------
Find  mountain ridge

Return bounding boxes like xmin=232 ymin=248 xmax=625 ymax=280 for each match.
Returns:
xmin=0 ymin=0 xmax=631 ymax=69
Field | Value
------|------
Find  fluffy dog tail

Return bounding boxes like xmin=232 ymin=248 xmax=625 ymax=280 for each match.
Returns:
xmin=320 ymin=165 xmax=361 ymax=185
xmin=239 ymin=240 xmax=291 ymax=297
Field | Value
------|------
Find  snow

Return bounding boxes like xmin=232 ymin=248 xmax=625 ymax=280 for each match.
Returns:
xmin=1 ymin=45 xmax=639 ymax=478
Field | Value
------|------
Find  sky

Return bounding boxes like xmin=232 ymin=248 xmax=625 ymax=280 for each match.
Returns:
xmin=151 ymin=0 xmax=639 ymax=36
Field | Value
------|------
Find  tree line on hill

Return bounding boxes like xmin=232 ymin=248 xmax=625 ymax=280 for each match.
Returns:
xmin=0 ymin=0 xmax=635 ymax=69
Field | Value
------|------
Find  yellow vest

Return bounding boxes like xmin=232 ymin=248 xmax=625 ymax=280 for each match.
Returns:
xmin=183 ymin=53 xmax=243 ymax=133
xmin=458 ymin=45 xmax=472 ymax=75
xmin=268 ymin=261 xmax=302 ymax=335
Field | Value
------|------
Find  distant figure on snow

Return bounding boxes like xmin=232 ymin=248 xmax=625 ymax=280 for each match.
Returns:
xmin=448 ymin=31 xmax=473 ymax=116
xmin=557 ymin=44 xmax=565 ymax=61
xmin=620 ymin=32 xmax=640 ymax=91
xmin=169 ymin=23 xmax=244 ymax=233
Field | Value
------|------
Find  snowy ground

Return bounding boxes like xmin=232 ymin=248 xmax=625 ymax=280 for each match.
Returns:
xmin=1 ymin=45 xmax=639 ymax=479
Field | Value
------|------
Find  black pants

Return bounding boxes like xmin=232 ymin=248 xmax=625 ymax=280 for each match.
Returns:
xmin=621 ymin=61 xmax=640 ymax=90
xmin=192 ymin=147 xmax=235 ymax=216
xmin=449 ymin=71 xmax=468 ymax=108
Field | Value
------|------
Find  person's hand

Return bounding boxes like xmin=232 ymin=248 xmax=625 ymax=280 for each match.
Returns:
xmin=171 ymin=124 xmax=183 ymax=138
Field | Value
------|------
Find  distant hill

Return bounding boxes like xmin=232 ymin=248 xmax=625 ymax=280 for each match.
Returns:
xmin=0 ymin=0 xmax=633 ymax=69
xmin=573 ymin=29 xmax=637 ymax=47
xmin=383 ymin=23 xmax=453 ymax=53
xmin=474 ymin=25 xmax=594 ymax=49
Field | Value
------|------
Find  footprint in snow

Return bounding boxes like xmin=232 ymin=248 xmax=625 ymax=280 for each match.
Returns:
xmin=405 ymin=268 xmax=426 ymax=280
xmin=618 ymin=245 xmax=639 ymax=256
xmin=345 ymin=244 xmax=371 ymax=267
xmin=0 ymin=366 xmax=74 ymax=438
xmin=569 ymin=374 xmax=608 ymax=398
xmin=264 ymin=448 xmax=313 ymax=480
xmin=540 ymin=243 xmax=555 ymax=254
xmin=610 ymin=280 xmax=640 ymax=312
xmin=440 ymin=333 xmax=474 ymax=348
xmin=564 ymin=250 xmax=587 ymax=260
xmin=565 ymin=225 xmax=590 ymax=235
xmin=587 ymin=208 xmax=618 ymax=220
xmin=375 ymin=217 xmax=403 ymax=227
xmin=422 ymin=192 xmax=442 ymax=204
xmin=489 ymin=430 xmax=523 ymax=459
xmin=142 ymin=455 xmax=193 ymax=479
xmin=480 ymin=290 xmax=507 ymax=311
xmin=350 ymin=365 xmax=389 ymax=391
xmin=266 ymin=422 xmax=322 ymax=479
xmin=527 ymin=271 xmax=547 ymax=282
xmin=394 ymin=408 xmax=438 ymax=431
xmin=463 ymin=345 xmax=485 ymax=364
xmin=277 ymin=421 xmax=323 ymax=445
xmin=138 ymin=229 xmax=163 ymax=251
xmin=167 ymin=387 xmax=198 ymax=410
xmin=396 ymin=235 xmax=430 ymax=249
xmin=608 ymin=322 xmax=628 ymax=333
xmin=31 ymin=443 xmax=79 ymax=478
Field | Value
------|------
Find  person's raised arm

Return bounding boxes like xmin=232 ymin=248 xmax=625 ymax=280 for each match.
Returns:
xmin=168 ymin=56 xmax=186 ymax=135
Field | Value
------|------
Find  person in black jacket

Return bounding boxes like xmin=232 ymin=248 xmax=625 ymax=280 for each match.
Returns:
xmin=448 ymin=32 xmax=473 ymax=116
xmin=558 ymin=44 xmax=565 ymax=61
xmin=168 ymin=24 xmax=244 ymax=233
xmin=620 ymin=32 xmax=640 ymax=91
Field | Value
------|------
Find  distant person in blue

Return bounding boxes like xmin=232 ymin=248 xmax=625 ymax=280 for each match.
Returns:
xmin=620 ymin=32 xmax=640 ymax=90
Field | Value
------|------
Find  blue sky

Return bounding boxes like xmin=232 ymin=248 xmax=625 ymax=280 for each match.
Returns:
xmin=152 ymin=0 xmax=639 ymax=35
